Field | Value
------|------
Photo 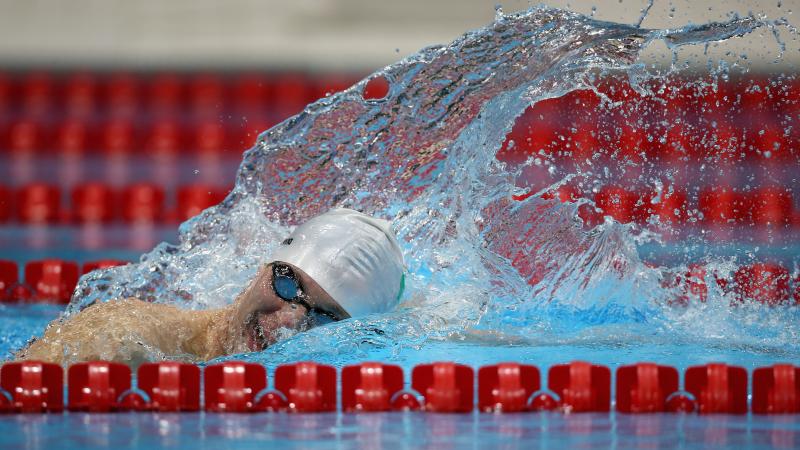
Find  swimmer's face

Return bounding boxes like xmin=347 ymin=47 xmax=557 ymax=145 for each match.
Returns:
xmin=227 ymin=262 xmax=345 ymax=353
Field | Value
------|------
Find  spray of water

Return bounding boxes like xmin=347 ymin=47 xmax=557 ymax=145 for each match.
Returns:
xmin=70 ymin=6 xmax=799 ymax=365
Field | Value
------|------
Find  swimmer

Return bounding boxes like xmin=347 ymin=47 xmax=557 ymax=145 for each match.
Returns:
xmin=16 ymin=209 xmax=405 ymax=368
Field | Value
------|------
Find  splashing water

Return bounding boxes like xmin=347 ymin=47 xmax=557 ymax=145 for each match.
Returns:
xmin=69 ymin=7 xmax=799 ymax=368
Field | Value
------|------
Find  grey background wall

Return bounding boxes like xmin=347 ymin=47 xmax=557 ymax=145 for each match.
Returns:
xmin=0 ymin=0 xmax=796 ymax=70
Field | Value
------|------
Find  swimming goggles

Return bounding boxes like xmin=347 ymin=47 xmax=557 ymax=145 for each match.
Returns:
xmin=271 ymin=262 xmax=342 ymax=323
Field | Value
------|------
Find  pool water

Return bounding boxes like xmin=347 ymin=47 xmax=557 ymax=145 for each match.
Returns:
xmin=1 ymin=304 xmax=798 ymax=450
xmin=1 ymin=411 xmax=799 ymax=449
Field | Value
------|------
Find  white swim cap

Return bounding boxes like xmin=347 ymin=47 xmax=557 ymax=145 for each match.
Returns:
xmin=270 ymin=208 xmax=405 ymax=317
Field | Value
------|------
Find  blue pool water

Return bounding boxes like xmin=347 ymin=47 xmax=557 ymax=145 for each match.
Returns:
xmin=2 ymin=411 xmax=800 ymax=449
xmin=1 ymin=304 xmax=799 ymax=450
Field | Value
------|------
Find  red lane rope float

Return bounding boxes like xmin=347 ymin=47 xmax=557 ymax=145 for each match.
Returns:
xmin=548 ymin=361 xmax=611 ymax=413
xmin=412 ymin=362 xmax=474 ymax=413
xmin=478 ymin=363 xmax=540 ymax=413
xmin=134 ymin=361 xmax=201 ymax=412
xmin=685 ymin=363 xmax=748 ymax=414
xmin=341 ymin=362 xmax=405 ymax=412
xmin=204 ymin=361 xmax=266 ymax=413
xmin=67 ymin=361 xmax=132 ymax=412
xmin=274 ymin=361 xmax=337 ymax=412
xmin=0 ymin=360 xmax=799 ymax=414
xmin=616 ymin=363 xmax=679 ymax=413
xmin=0 ymin=361 xmax=63 ymax=413
xmin=24 ymin=260 xmax=79 ymax=304
xmin=752 ymin=364 xmax=800 ymax=414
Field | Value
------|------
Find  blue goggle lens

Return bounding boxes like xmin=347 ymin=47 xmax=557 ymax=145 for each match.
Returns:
xmin=273 ymin=274 xmax=300 ymax=301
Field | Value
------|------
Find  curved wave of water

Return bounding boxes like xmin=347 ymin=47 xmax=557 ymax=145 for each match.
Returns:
xmin=70 ymin=6 xmax=799 ymax=366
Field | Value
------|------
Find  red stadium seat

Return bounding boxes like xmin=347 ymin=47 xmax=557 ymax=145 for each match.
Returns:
xmin=567 ymin=125 xmax=599 ymax=162
xmin=25 ymin=259 xmax=79 ymax=303
xmin=71 ymin=183 xmax=117 ymax=224
xmin=636 ymin=189 xmax=688 ymax=225
xmin=561 ymin=89 xmax=601 ymax=123
xmin=68 ymin=361 xmax=131 ymax=412
xmin=145 ymin=121 xmax=183 ymax=155
xmin=752 ymin=126 xmax=790 ymax=162
xmin=0 ymin=72 xmax=9 ymax=113
xmin=751 ymin=187 xmax=793 ymax=227
xmin=684 ymin=363 xmax=748 ymax=414
xmin=190 ymin=73 xmax=226 ymax=114
xmin=411 ymin=362 xmax=474 ymax=413
xmin=362 ymin=76 xmax=390 ymax=101
xmin=660 ymin=124 xmax=695 ymax=163
xmin=547 ymin=361 xmax=611 ymax=412
xmin=82 ymin=260 xmax=127 ymax=275
xmin=7 ymin=119 xmax=44 ymax=153
xmin=752 ymin=364 xmax=800 ymax=414
xmin=194 ymin=120 xmax=228 ymax=154
xmin=204 ymin=361 xmax=267 ymax=412
xmin=0 ymin=361 xmax=63 ymax=412
xmin=56 ymin=119 xmax=92 ymax=155
xmin=64 ymin=72 xmax=97 ymax=117
xmin=0 ymin=185 xmax=12 ymax=222
xmin=478 ymin=363 xmax=540 ymax=413
xmin=21 ymin=72 xmax=54 ymax=116
xmin=500 ymin=121 xmax=558 ymax=162
xmin=122 ymin=184 xmax=165 ymax=223
xmin=16 ymin=183 xmax=61 ymax=224
xmin=148 ymin=73 xmax=184 ymax=114
xmin=102 ymin=119 xmax=138 ymax=155
xmin=176 ymin=185 xmax=226 ymax=221
xmin=0 ymin=260 xmax=18 ymax=302
xmin=733 ymin=263 xmax=791 ymax=306
xmin=595 ymin=186 xmax=636 ymax=224
xmin=616 ymin=363 xmax=679 ymax=413
xmin=698 ymin=187 xmax=745 ymax=225
xmin=617 ymin=125 xmax=646 ymax=163
xmin=232 ymin=73 xmax=269 ymax=112
xmin=136 ymin=362 xmax=201 ymax=412
xmin=106 ymin=72 xmax=140 ymax=117
xmin=527 ymin=96 xmax=565 ymax=125
xmin=274 ymin=362 xmax=337 ymax=412
xmin=341 ymin=362 xmax=405 ymax=412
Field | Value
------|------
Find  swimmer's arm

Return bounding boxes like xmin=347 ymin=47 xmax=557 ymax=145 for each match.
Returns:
xmin=15 ymin=298 xmax=231 ymax=367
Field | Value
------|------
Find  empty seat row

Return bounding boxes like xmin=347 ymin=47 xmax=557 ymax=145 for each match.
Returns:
xmin=0 ymin=259 xmax=126 ymax=303
xmin=2 ymin=256 xmax=797 ymax=306
xmin=0 ymin=118 xmax=265 ymax=155
xmin=511 ymin=79 xmax=799 ymax=129
xmin=0 ymin=71 xmax=360 ymax=119
xmin=536 ymin=184 xmax=798 ymax=228
xmin=0 ymin=72 xmax=793 ymax=120
xmin=1 ymin=360 xmax=797 ymax=415
xmin=667 ymin=262 xmax=800 ymax=307
xmin=0 ymin=183 xmax=228 ymax=224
